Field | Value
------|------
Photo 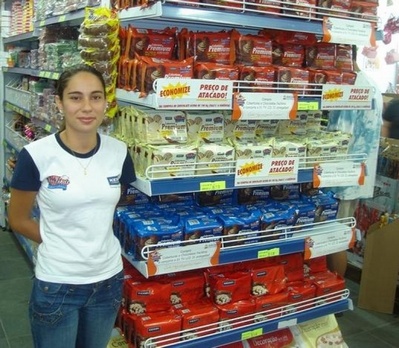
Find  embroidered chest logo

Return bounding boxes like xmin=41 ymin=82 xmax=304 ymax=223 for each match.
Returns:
xmin=47 ymin=175 xmax=70 ymax=190
xmin=107 ymin=175 xmax=120 ymax=187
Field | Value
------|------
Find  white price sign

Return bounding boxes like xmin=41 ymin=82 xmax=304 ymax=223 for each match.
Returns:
xmin=313 ymin=162 xmax=366 ymax=188
xmin=322 ymin=17 xmax=376 ymax=46
xmin=147 ymin=242 xmax=220 ymax=276
xmin=232 ymin=92 xmax=297 ymax=120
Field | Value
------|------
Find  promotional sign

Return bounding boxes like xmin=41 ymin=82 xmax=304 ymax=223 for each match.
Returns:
xmin=156 ymin=79 xmax=233 ymax=109
xmin=321 ymin=85 xmax=373 ymax=110
xmin=322 ymin=17 xmax=376 ymax=47
xmin=235 ymin=158 xmax=299 ymax=187
xmin=313 ymin=162 xmax=365 ymax=188
xmin=232 ymin=92 xmax=297 ymax=120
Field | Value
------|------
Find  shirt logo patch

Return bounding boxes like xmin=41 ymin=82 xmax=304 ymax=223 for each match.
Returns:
xmin=107 ymin=175 xmax=120 ymax=187
xmin=47 ymin=175 xmax=70 ymax=190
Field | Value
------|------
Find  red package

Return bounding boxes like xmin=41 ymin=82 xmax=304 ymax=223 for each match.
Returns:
xmin=176 ymin=300 xmax=220 ymax=340
xmin=351 ymin=1 xmax=378 ymax=19
xmin=165 ymin=271 xmax=206 ymax=305
xmin=286 ymin=280 xmax=317 ymax=312
xmin=209 ymin=270 xmax=252 ymax=305
xmin=304 ymin=255 xmax=328 ymax=276
xmin=311 ymin=271 xmax=346 ymax=301
xmin=239 ymin=65 xmax=276 ymax=93
xmin=254 ymin=291 xmax=289 ymax=320
xmin=125 ymin=279 xmax=172 ymax=314
xmin=277 ymin=253 xmax=304 ymax=282
xmin=135 ymin=311 xmax=182 ymax=347
xmin=284 ymin=0 xmax=317 ymax=18
xmin=318 ymin=0 xmax=351 ymax=17
xmin=251 ymin=264 xmax=287 ymax=296
xmin=217 ymin=299 xmax=256 ymax=330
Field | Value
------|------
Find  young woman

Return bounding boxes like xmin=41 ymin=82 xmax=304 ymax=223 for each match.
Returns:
xmin=8 ymin=64 xmax=136 ymax=348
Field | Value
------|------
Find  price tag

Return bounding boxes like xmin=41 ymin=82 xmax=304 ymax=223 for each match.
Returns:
xmin=297 ymin=101 xmax=319 ymax=111
xmin=322 ymin=17 xmax=376 ymax=46
xmin=44 ymin=124 xmax=52 ymax=132
xmin=39 ymin=20 xmax=45 ymax=27
xmin=258 ymin=248 xmax=280 ymax=258
xmin=146 ymin=242 xmax=220 ymax=276
xmin=58 ymin=15 xmax=66 ymax=22
xmin=241 ymin=328 xmax=263 ymax=340
xmin=200 ymin=181 xmax=226 ymax=191
xmin=313 ymin=162 xmax=365 ymax=188
xmin=232 ymin=92 xmax=297 ymax=120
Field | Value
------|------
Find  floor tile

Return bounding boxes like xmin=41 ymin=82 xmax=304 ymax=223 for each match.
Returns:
xmin=0 ymin=278 xmax=32 ymax=309
xmin=0 ymin=303 xmax=31 ymax=340
xmin=368 ymin=322 xmax=399 ymax=347
xmin=8 ymin=335 xmax=33 ymax=348
xmin=343 ymin=331 xmax=396 ymax=348
xmin=0 ymin=257 xmax=33 ymax=281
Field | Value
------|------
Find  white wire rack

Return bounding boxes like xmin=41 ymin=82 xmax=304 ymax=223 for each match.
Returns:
xmin=5 ymin=119 xmax=31 ymax=151
xmin=137 ymin=217 xmax=355 ymax=260
xmin=5 ymin=83 xmax=31 ymax=111
xmin=137 ymin=288 xmax=350 ymax=347
xmin=142 ymin=153 xmax=367 ymax=180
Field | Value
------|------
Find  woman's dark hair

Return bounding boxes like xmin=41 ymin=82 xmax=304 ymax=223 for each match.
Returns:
xmin=382 ymin=98 xmax=399 ymax=139
xmin=56 ymin=64 xmax=106 ymax=100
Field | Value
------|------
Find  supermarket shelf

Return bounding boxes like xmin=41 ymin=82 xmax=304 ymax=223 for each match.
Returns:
xmin=132 ymin=153 xmax=368 ymax=196
xmin=4 ymin=101 xmax=31 ymax=118
xmin=3 ymin=29 xmax=40 ymax=44
xmin=123 ymin=218 xmax=355 ymax=277
xmin=3 ymin=67 xmax=60 ymax=80
xmin=137 ymin=289 xmax=352 ymax=347
xmin=35 ymin=8 xmax=87 ymax=27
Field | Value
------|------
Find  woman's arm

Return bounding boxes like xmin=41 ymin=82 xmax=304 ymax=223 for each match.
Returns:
xmin=8 ymin=188 xmax=41 ymax=244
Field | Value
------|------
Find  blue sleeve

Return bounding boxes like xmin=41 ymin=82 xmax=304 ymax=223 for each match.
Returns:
xmin=120 ymin=150 xmax=136 ymax=186
xmin=10 ymin=148 xmax=41 ymax=191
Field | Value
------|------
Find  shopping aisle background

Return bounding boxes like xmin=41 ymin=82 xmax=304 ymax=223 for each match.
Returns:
xmin=1 ymin=229 xmax=399 ymax=348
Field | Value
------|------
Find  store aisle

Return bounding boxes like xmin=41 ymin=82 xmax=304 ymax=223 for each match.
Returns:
xmin=1 ymin=229 xmax=399 ymax=348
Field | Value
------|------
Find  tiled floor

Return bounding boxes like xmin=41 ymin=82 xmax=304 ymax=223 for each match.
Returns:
xmin=1 ymin=230 xmax=399 ymax=348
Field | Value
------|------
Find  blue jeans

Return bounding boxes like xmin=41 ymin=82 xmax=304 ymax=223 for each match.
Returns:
xmin=29 ymin=270 xmax=124 ymax=348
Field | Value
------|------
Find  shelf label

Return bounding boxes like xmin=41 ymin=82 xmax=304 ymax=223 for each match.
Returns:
xmin=313 ymin=162 xmax=365 ymax=188
xmin=258 ymin=248 xmax=280 ymax=258
xmin=234 ymin=158 xmax=299 ymax=187
xmin=322 ymin=17 xmax=376 ymax=46
xmin=321 ymin=84 xmax=372 ymax=110
xmin=146 ymin=241 xmax=220 ymax=276
xmin=241 ymin=328 xmax=263 ymax=340
xmin=200 ymin=181 xmax=226 ymax=191
xmin=232 ymin=92 xmax=297 ymax=120
xmin=297 ymin=101 xmax=319 ymax=111
xmin=58 ymin=15 xmax=66 ymax=22
xmin=44 ymin=124 xmax=52 ymax=132
xmin=155 ymin=79 xmax=233 ymax=109
xmin=304 ymin=228 xmax=356 ymax=260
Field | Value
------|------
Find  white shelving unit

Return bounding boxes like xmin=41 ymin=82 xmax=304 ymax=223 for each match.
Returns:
xmin=0 ymin=1 xmax=379 ymax=347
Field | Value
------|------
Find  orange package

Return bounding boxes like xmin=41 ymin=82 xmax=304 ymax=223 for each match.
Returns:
xmin=305 ymin=43 xmax=337 ymax=70
xmin=194 ymin=62 xmax=240 ymax=80
xmin=233 ymin=31 xmax=273 ymax=66
xmin=335 ymin=44 xmax=353 ymax=72
xmin=186 ymin=30 xmax=234 ymax=65
xmin=239 ymin=65 xmax=275 ymax=93
xmin=276 ymin=66 xmax=310 ymax=93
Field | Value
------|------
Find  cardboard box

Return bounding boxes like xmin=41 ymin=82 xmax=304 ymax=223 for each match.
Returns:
xmin=357 ymin=219 xmax=399 ymax=314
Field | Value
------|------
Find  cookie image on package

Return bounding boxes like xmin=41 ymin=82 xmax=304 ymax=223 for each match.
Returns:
xmin=252 ymin=283 xmax=268 ymax=296
xmin=170 ymin=292 xmax=182 ymax=305
xmin=316 ymin=331 xmax=345 ymax=347
xmin=146 ymin=114 xmax=162 ymax=133
xmin=129 ymin=301 xmax=146 ymax=314
xmin=214 ymin=291 xmax=232 ymax=305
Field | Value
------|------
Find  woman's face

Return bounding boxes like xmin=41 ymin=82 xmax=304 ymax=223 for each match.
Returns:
xmin=56 ymin=71 xmax=106 ymax=134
